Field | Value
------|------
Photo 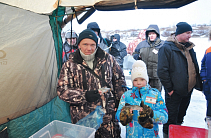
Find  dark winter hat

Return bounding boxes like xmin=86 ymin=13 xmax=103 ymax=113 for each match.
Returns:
xmin=77 ymin=29 xmax=98 ymax=46
xmin=175 ymin=22 xmax=192 ymax=36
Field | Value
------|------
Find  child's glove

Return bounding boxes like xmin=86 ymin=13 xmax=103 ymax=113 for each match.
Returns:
xmin=120 ymin=105 xmax=133 ymax=126
xmin=138 ymin=101 xmax=154 ymax=129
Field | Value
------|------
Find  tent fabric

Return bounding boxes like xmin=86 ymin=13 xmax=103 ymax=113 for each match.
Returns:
xmin=0 ymin=0 xmax=59 ymax=14
xmin=1 ymin=97 xmax=71 ymax=138
xmin=94 ymin=0 xmax=197 ymax=11
xmin=0 ymin=3 xmax=71 ymax=138
xmin=0 ymin=0 xmax=104 ymax=14
xmin=0 ymin=124 xmax=7 ymax=137
xmin=49 ymin=6 xmax=65 ymax=77
xmin=0 ymin=0 xmax=197 ymax=14
xmin=7 ymin=97 xmax=71 ymax=138
xmin=0 ymin=3 xmax=58 ymax=125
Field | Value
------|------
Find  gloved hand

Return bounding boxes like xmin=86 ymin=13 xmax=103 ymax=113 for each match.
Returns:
xmin=85 ymin=90 xmax=101 ymax=103
xmin=120 ymin=106 xmax=133 ymax=126
xmin=103 ymin=114 xmax=112 ymax=124
xmin=138 ymin=101 xmax=154 ymax=129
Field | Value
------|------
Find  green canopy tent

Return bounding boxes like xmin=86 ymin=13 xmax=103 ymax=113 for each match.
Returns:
xmin=0 ymin=0 xmax=197 ymax=137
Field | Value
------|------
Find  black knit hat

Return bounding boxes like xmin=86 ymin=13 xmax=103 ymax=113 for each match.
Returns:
xmin=175 ymin=22 xmax=192 ymax=36
xmin=77 ymin=29 xmax=98 ymax=46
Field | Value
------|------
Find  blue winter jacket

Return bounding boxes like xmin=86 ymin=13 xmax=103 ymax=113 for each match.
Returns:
xmin=201 ymin=47 xmax=211 ymax=81
xmin=200 ymin=47 xmax=211 ymax=100
xmin=116 ymin=85 xmax=168 ymax=138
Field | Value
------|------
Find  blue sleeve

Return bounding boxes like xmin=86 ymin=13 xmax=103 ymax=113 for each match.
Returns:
xmin=133 ymin=47 xmax=140 ymax=60
xmin=133 ymin=42 xmax=143 ymax=60
xmin=200 ymin=51 xmax=207 ymax=81
xmin=115 ymin=94 xmax=126 ymax=121
xmin=152 ymin=92 xmax=168 ymax=124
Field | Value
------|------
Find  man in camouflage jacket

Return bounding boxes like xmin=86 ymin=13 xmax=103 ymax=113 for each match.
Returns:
xmin=57 ymin=29 xmax=127 ymax=130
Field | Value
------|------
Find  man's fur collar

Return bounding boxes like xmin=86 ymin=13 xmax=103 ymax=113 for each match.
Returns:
xmin=167 ymin=33 xmax=195 ymax=50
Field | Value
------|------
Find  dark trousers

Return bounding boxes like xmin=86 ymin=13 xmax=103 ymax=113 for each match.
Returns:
xmin=149 ymin=78 xmax=162 ymax=92
xmin=163 ymin=89 xmax=193 ymax=135
xmin=207 ymin=100 xmax=211 ymax=116
xmin=203 ymin=80 xmax=211 ymax=116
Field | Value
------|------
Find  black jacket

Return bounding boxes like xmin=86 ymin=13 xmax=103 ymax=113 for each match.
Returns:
xmin=87 ymin=22 xmax=109 ymax=46
xmin=87 ymin=22 xmax=110 ymax=53
xmin=157 ymin=36 xmax=202 ymax=96
xmin=110 ymin=34 xmax=127 ymax=66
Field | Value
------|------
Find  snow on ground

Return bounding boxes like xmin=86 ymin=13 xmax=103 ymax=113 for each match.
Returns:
xmin=120 ymin=37 xmax=210 ymax=138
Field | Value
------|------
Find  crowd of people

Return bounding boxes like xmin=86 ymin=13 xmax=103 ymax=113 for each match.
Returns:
xmin=57 ymin=21 xmax=210 ymax=138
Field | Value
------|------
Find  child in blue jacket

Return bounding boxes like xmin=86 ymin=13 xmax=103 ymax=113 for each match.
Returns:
xmin=116 ymin=60 xmax=168 ymax=138
xmin=200 ymin=31 xmax=211 ymax=117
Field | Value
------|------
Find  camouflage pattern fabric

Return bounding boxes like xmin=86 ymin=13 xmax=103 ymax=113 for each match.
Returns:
xmin=57 ymin=48 xmax=127 ymax=137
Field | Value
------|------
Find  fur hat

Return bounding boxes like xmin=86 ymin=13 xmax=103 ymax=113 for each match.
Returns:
xmin=131 ymin=60 xmax=149 ymax=83
xmin=175 ymin=22 xmax=192 ymax=36
xmin=77 ymin=29 xmax=98 ymax=46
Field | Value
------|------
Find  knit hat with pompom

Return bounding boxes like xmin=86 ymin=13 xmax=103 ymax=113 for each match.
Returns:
xmin=131 ymin=60 xmax=149 ymax=83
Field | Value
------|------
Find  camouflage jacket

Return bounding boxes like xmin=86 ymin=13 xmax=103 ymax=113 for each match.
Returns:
xmin=57 ymin=48 xmax=127 ymax=123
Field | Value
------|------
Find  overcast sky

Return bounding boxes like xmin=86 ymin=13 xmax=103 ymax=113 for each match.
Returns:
xmin=64 ymin=0 xmax=211 ymax=33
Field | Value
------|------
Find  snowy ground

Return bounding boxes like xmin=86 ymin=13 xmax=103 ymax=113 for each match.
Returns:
xmin=120 ymin=37 xmax=210 ymax=138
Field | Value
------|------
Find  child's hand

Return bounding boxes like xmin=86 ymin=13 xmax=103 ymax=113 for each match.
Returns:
xmin=120 ymin=106 xmax=134 ymax=126
xmin=139 ymin=107 xmax=143 ymax=112
xmin=138 ymin=101 xmax=154 ymax=129
xmin=140 ymin=101 xmax=153 ymax=118
xmin=130 ymin=108 xmax=133 ymax=113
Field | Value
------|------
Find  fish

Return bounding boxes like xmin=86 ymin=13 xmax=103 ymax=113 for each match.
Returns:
xmin=98 ymin=87 xmax=111 ymax=93
xmin=125 ymin=103 xmax=142 ymax=111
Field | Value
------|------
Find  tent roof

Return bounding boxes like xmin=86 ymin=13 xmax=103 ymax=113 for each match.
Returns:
xmin=0 ymin=0 xmax=197 ymax=14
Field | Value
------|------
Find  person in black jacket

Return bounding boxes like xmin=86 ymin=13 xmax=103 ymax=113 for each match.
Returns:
xmin=157 ymin=22 xmax=203 ymax=138
xmin=87 ymin=22 xmax=110 ymax=53
xmin=110 ymin=34 xmax=127 ymax=69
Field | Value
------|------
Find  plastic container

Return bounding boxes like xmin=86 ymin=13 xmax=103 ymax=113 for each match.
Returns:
xmin=169 ymin=124 xmax=208 ymax=138
xmin=29 ymin=120 xmax=96 ymax=138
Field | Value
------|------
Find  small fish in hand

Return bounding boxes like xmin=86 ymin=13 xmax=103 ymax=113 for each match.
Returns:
xmin=125 ymin=103 xmax=143 ymax=111
xmin=98 ymin=87 xmax=111 ymax=94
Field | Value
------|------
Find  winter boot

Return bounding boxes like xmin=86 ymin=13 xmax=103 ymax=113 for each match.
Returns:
xmin=163 ymin=133 xmax=168 ymax=138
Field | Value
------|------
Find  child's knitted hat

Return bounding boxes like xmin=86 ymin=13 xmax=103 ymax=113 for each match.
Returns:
xmin=131 ymin=60 xmax=149 ymax=83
